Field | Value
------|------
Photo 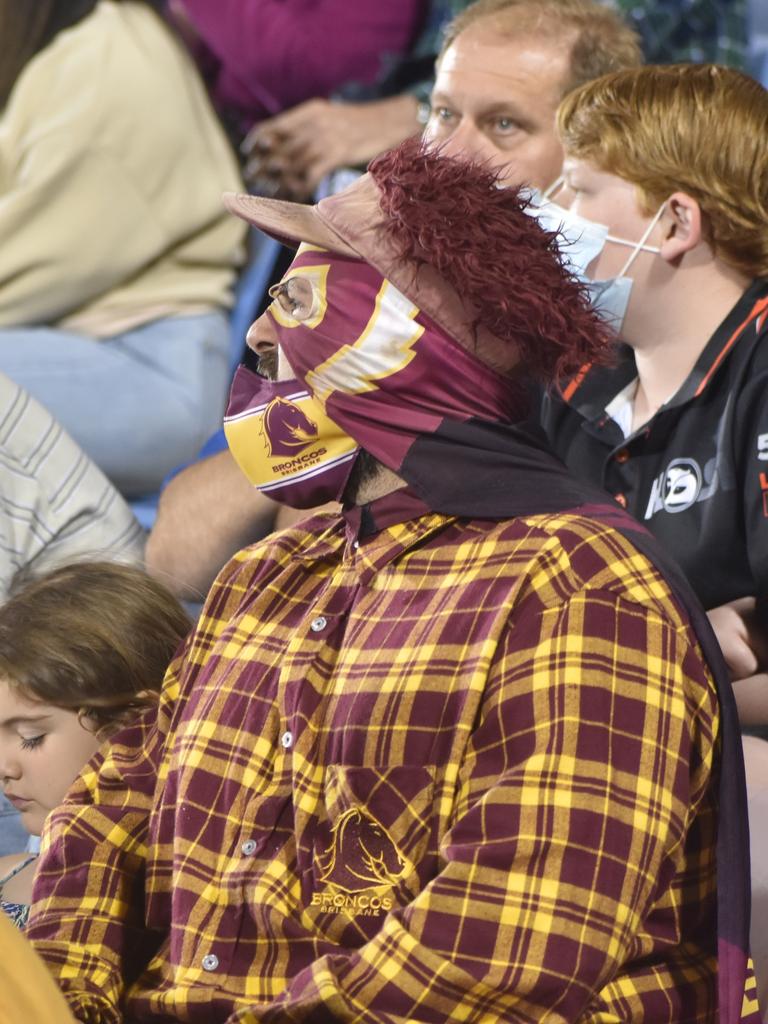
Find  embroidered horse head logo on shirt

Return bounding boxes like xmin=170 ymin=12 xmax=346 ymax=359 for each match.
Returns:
xmin=261 ymin=396 xmax=319 ymax=457
xmin=316 ymin=807 xmax=410 ymax=893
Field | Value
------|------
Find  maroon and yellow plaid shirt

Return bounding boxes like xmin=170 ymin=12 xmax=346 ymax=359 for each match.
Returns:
xmin=30 ymin=499 xmax=726 ymax=1022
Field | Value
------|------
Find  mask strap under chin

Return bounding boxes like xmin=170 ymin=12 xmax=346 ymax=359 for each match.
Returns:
xmin=542 ymin=175 xmax=565 ymax=201
xmin=615 ymin=201 xmax=667 ymax=278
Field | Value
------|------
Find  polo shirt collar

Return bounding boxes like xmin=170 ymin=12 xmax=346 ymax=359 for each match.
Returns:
xmin=564 ymin=278 xmax=768 ymax=423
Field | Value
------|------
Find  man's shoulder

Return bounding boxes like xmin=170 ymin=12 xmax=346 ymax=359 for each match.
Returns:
xmin=205 ymin=506 xmax=686 ymax=630
xmin=211 ymin=512 xmax=344 ymax=585
xmin=469 ymin=507 xmax=689 ymax=625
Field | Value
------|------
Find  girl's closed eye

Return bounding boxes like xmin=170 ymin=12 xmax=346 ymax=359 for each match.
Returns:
xmin=19 ymin=734 xmax=44 ymax=751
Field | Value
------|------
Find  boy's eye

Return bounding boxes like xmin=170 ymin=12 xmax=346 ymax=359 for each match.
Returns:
xmin=20 ymin=734 xmax=45 ymax=751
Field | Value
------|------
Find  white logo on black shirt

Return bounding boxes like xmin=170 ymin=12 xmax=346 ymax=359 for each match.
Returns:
xmin=645 ymin=458 xmax=714 ymax=519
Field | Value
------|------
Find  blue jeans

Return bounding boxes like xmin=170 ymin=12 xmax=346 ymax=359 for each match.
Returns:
xmin=0 ymin=313 xmax=231 ymax=498
xmin=0 ymin=794 xmax=29 ymax=855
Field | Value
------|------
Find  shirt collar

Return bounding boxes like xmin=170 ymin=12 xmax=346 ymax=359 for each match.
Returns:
xmin=564 ymin=278 xmax=768 ymax=422
xmin=343 ymin=486 xmax=430 ymax=544
xmin=673 ymin=277 xmax=768 ymax=403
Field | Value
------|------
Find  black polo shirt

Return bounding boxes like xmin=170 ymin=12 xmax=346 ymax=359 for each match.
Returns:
xmin=541 ymin=279 xmax=768 ymax=610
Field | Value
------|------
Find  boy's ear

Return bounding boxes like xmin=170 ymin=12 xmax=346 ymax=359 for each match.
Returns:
xmin=659 ymin=192 xmax=703 ymax=262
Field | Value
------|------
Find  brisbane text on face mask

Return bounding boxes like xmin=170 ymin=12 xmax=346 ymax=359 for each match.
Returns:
xmin=272 ymin=448 xmax=328 ymax=474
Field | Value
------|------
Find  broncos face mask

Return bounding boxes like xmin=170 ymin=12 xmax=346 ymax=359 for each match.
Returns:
xmin=225 ymin=243 xmax=521 ymax=508
xmin=224 ymin=368 xmax=360 ymax=509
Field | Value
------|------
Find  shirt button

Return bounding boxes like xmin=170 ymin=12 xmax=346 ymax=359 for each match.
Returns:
xmin=310 ymin=615 xmax=327 ymax=632
xmin=614 ymin=448 xmax=630 ymax=463
xmin=281 ymin=730 xmax=293 ymax=749
xmin=202 ymin=953 xmax=219 ymax=972
xmin=352 ymin=540 xmax=360 ymax=550
xmin=241 ymin=839 xmax=258 ymax=856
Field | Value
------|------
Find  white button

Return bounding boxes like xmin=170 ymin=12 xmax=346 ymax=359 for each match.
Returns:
xmin=202 ymin=953 xmax=219 ymax=972
xmin=353 ymin=540 xmax=360 ymax=550
xmin=280 ymin=730 xmax=293 ymax=749
xmin=310 ymin=616 xmax=327 ymax=632
xmin=241 ymin=839 xmax=258 ymax=856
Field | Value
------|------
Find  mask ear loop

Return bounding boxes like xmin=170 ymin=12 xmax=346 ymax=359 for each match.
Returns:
xmin=613 ymin=201 xmax=667 ymax=277
xmin=542 ymin=175 xmax=565 ymax=201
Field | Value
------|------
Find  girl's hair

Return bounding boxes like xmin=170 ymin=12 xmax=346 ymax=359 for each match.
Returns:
xmin=0 ymin=0 xmax=163 ymax=110
xmin=557 ymin=64 xmax=768 ymax=280
xmin=0 ymin=561 xmax=190 ymax=735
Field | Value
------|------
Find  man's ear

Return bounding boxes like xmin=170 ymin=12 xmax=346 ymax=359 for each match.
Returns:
xmin=659 ymin=192 xmax=703 ymax=262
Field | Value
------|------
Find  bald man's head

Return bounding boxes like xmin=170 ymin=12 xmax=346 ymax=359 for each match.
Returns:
xmin=425 ymin=0 xmax=641 ymax=189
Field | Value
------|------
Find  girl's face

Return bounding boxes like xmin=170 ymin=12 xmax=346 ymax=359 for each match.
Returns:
xmin=0 ymin=680 xmax=103 ymax=836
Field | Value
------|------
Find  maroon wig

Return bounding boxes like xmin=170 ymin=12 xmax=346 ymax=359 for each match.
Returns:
xmin=368 ymin=138 xmax=612 ymax=385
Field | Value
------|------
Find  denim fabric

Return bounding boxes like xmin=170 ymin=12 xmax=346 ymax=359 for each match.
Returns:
xmin=0 ymin=795 xmax=28 ymax=856
xmin=0 ymin=313 xmax=230 ymax=499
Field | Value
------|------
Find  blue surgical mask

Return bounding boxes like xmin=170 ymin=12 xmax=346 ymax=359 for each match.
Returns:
xmin=583 ymin=276 xmax=635 ymax=331
xmin=524 ymin=184 xmax=609 ymax=278
xmin=525 ymin=183 xmax=666 ymax=333
xmin=588 ymin=203 xmax=666 ymax=330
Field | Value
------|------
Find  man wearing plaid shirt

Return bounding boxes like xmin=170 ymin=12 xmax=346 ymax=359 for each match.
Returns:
xmin=28 ymin=140 xmax=759 ymax=1022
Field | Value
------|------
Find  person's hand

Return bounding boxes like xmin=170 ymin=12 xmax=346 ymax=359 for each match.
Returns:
xmin=242 ymin=94 xmax=421 ymax=201
xmin=709 ymin=597 xmax=768 ymax=726
xmin=707 ymin=596 xmax=767 ymax=680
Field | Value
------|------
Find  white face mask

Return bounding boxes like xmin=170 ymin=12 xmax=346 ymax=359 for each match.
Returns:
xmin=524 ymin=181 xmax=665 ymax=332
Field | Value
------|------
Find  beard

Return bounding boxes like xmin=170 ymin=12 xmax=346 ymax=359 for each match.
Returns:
xmin=341 ymin=449 xmax=383 ymax=505
xmin=257 ymin=347 xmax=279 ymax=380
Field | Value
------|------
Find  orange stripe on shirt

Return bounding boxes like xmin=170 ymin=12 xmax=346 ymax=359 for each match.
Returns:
xmin=562 ymin=363 xmax=592 ymax=402
xmin=695 ymin=296 xmax=768 ymax=397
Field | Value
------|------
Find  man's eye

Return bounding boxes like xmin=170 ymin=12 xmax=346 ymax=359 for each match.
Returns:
xmin=20 ymin=734 xmax=44 ymax=751
xmin=283 ymin=293 xmax=302 ymax=315
xmin=434 ymin=107 xmax=454 ymax=123
xmin=275 ymin=288 xmax=300 ymax=316
xmin=494 ymin=117 xmax=519 ymax=133
xmin=270 ymin=279 xmax=315 ymax=320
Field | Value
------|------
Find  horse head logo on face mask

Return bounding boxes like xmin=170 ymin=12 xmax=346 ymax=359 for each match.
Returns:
xmin=260 ymin=396 xmax=319 ymax=457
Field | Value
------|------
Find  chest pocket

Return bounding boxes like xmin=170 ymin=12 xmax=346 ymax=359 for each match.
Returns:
xmin=306 ymin=765 xmax=436 ymax=937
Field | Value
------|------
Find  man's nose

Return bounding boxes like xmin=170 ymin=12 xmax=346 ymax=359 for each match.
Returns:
xmin=245 ymin=310 xmax=278 ymax=356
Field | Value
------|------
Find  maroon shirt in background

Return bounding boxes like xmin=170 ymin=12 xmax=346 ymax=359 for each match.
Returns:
xmin=175 ymin=0 xmax=427 ymax=120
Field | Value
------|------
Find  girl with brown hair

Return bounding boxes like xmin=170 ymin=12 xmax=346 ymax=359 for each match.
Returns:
xmin=0 ymin=561 xmax=190 ymax=927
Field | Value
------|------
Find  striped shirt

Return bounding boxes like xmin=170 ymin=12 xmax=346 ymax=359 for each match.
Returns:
xmin=0 ymin=373 xmax=144 ymax=599
xmin=30 ymin=498 xmax=723 ymax=1022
